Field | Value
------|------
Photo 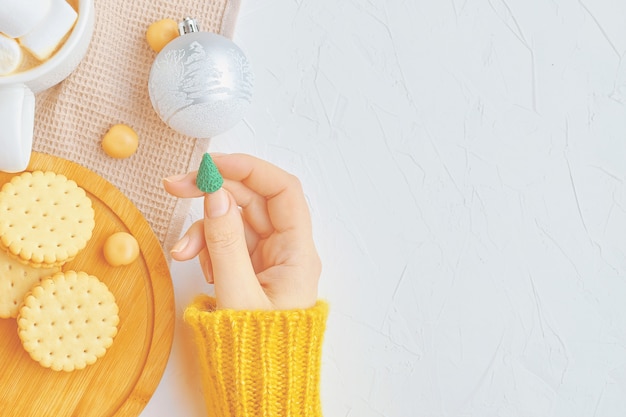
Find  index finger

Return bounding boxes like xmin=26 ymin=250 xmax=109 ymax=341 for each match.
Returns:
xmin=212 ymin=154 xmax=313 ymax=235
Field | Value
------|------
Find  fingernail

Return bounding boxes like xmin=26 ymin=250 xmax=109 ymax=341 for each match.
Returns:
xmin=170 ymin=235 xmax=189 ymax=254
xmin=163 ymin=173 xmax=188 ymax=183
xmin=205 ymin=188 xmax=230 ymax=218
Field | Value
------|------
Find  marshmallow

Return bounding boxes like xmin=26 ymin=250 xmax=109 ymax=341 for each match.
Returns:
xmin=0 ymin=0 xmax=52 ymax=38
xmin=0 ymin=34 xmax=22 ymax=75
xmin=18 ymin=0 xmax=77 ymax=61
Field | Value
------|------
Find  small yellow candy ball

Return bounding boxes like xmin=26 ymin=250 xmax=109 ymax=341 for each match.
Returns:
xmin=146 ymin=19 xmax=179 ymax=53
xmin=102 ymin=124 xmax=139 ymax=159
xmin=103 ymin=232 xmax=140 ymax=267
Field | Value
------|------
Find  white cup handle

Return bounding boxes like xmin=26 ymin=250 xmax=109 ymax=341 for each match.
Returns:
xmin=0 ymin=84 xmax=35 ymax=173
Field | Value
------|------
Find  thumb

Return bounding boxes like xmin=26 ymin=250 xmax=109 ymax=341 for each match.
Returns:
xmin=203 ymin=187 xmax=269 ymax=310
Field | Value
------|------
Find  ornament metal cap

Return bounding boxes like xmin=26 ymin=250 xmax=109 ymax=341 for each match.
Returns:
xmin=178 ymin=17 xmax=199 ymax=35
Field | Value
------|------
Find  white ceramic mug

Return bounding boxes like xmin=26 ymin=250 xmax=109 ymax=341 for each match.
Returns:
xmin=0 ymin=0 xmax=94 ymax=173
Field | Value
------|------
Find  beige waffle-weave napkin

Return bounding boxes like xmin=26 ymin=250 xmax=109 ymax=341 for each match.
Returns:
xmin=33 ymin=0 xmax=240 ymax=255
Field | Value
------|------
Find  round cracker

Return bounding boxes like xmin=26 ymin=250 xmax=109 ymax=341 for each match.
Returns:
xmin=0 ymin=250 xmax=59 ymax=318
xmin=17 ymin=271 xmax=119 ymax=372
xmin=0 ymin=171 xmax=95 ymax=268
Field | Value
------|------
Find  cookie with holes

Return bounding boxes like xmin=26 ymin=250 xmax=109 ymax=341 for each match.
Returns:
xmin=0 ymin=250 xmax=59 ymax=318
xmin=0 ymin=171 xmax=95 ymax=269
xmin=17 ymin=270 xmax=119 ymax=372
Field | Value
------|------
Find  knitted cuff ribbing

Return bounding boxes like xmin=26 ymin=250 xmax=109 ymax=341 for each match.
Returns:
xmin=184 ymin=296 xmax=328 ymax=417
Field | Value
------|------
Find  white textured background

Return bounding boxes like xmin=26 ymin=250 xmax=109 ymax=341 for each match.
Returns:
xmin=142 ymin=0 xmax=626 ymax=416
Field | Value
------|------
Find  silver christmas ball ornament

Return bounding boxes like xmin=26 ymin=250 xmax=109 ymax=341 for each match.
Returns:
xmin=148 ymin=18 xmax=254 ymax=138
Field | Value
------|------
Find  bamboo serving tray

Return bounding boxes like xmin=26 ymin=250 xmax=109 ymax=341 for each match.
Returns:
xmin=0 ymin=152 xmax=175 ymax=417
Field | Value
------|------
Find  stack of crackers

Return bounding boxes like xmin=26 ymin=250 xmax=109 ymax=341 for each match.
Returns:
xmin=0 ymin=171 xmax=119 ymax=372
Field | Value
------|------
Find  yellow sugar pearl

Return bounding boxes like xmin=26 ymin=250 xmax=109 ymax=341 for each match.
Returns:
xmin=102 ymin=124 xmax=139 ymax=159
xmin=146 ymin=19 xmax=179 ymax=53
xmin=103 ymin=232 xmax=140 ymax=267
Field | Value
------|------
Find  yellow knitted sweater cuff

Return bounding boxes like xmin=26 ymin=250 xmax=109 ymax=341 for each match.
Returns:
xmin=184 ymin=296 xmax=329 ymax=417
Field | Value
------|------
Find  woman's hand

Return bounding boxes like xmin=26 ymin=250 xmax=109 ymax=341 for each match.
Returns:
xmin=163 ymin=153 xmax=321 ymax=311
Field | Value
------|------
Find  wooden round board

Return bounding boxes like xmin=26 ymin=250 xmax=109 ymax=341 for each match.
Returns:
xmin=0 ymin=152 xmax=175 ymax=417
